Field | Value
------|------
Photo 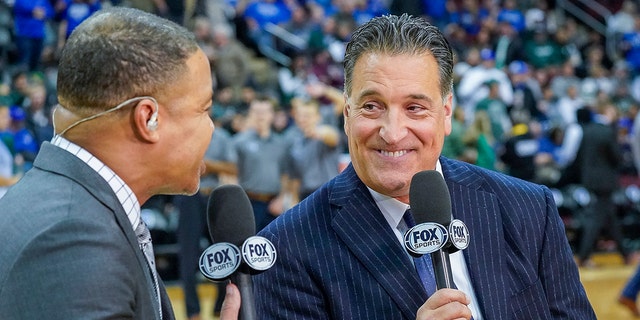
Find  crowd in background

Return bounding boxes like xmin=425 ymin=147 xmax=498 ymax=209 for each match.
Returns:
xmin=3 ymin=0 xmax=640 ymax=244
xmin=4 ymin=0 xmax=640 ymax=318
xmin=3 ymin=0 xmax=640 ymax=185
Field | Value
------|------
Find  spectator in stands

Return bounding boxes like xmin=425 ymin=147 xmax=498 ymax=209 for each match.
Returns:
xmin=493 ymin=18 xmax=524 ymax=70
xmin=557 ymin=83 xmax=585 ymax=127
xmin=210 ymin=23 xmax=253 ymax=104
xmin=449 ymin=0 xmax=490 ymax=41
xmin=619 ymin=15 xmax=640 ymax=76
xmin=57 ymin=0 xmax=102 ymax=52
xmin=534 ymin=124 xmax=564 ymax=186
xmin=457 ymin=48 xmax=513 ymax=124
xmin=232 ymin=94 xmax=294 ymax=230
xmin=12 ymin=0 xmax=55 ymax=72
xmin=442 ymin=106 xmax=466 ymax=161
xmin=22 ymin=84 xmax=53 ymax=147
xmin=278 ymin=5 xmax=317 ymax=57
xmin=8 ymin=105 xmax=38 ymax=172
xmin=422 ymin=0 xmax=449 ymax=30
xmin=607 ymin=0 xmax=637 ymax=42
xmin=524 ymin=0 xmax=557 ymax=33
xmin=496 ymin=0 xmax=525 ymax=34
xmin=0 ymin=104 xmax=20 ymax=199
xmin=285 ymin=97 xmax=340 ymax=200
xmin=523 ymin=27 xmax=565 ymax=70
xmin=508 ymin=60 xmax=543 ymax=123
xmin=500 ymin=121 xmax=539 ymax=181
xmin=278 ymin=52 xmax=317 ymax=105
xmin=242 ymin=0 xmax=293 ymax=63
xmin=551 ymin=60 xmax=582 ymax=103
xmin=475 ymin=79 xmax=511 ymax=142
xmin=462 ymin=110 xmax=496 ymax=170
xmin=6 ymin=70 xmax=31 ymax=107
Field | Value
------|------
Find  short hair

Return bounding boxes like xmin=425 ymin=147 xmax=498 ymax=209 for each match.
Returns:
xmin=343 ymin=14 xmax=454 ymax=100
xmin=57 ymin=7 xmax=199 ymax=114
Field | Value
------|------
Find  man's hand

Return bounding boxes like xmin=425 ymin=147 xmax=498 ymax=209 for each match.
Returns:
xmin=416 ymin=288 xmax=472 ymax=320
xmin=219 ymin=283 xmax=241 ymax=320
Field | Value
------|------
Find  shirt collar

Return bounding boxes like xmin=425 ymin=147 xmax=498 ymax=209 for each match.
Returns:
xmin=369 ymin=160 xmax=444 ymax=229
xmin=51 ymin=135 xmax=142 ymax=230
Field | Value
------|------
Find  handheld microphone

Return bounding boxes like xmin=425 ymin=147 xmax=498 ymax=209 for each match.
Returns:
xmin=198 ymin=184 xmax=274 ymax=320
xmin=408 ymin=170 xmax=469 ymax=290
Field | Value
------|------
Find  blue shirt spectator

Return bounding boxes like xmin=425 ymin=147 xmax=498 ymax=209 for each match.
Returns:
xmin=621 ymin=17 xmax=640 ymax=75
xmin=497 ymin=0 xmax=525 ymax=33
xmin=449 ymin=1 xmax=490 ymax=37
xmin=12 ymin=0 xmax=54 ymax=71
xmin=60 ymin=0 xmax=102 ymax=39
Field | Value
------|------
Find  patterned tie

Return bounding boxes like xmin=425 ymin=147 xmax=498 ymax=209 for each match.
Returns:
xmin=135 ymin=219 xmax=162 ymax=319
xmin=400 ymin=209 xmax=438 ymax=296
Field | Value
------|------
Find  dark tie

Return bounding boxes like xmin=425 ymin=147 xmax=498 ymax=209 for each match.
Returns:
xmin=401 ymin=209 xmax=438 ymax=296
xmin=136 ymin=219 xmax=162 ymax=319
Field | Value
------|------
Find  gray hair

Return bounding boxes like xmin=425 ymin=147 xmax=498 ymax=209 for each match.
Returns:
xmin=57 ymin=7 xmax=199 ymax=113
xmin=343 ymin=14 xmax=454 ymax=99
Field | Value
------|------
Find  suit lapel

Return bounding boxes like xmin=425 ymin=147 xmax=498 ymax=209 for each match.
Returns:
xmin=330 ymin=165 xmax=427 ymax=318
xmin=441 ymin=158 xmax=508 ymax=319
xmin=34 ymin=143 xmax=162 ymax=319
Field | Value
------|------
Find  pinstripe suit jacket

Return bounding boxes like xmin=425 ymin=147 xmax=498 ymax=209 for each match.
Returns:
xmin=0 ymin=143 xmax=174 ymax=320
xmin=254 ymin=157 xmax=596 ymax=319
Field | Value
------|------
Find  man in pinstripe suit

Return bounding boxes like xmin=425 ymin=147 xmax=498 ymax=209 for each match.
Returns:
xmin=252 ymin=14 xmax=596 ymax=319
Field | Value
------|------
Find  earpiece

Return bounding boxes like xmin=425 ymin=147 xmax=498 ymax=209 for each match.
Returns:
xmin=147 ymin=108 xmax=158 ymax=130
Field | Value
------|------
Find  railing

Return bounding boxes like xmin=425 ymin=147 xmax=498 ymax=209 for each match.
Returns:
xmin=555 ymin=0 xmax=619 ymax=60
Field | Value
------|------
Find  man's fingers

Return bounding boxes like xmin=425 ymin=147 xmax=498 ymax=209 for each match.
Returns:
xmin=219 ymin=283 xmax=241 ymax=320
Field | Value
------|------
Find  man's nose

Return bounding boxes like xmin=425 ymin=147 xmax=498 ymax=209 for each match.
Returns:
xmin=378 ymin=109 xmax=408 ymax=144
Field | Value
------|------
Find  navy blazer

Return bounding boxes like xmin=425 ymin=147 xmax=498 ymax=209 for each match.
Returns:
xmin=0 ymin=142 xmax=174 ymax=320
xmin=254 ymin=157 xmax=596 ymax=319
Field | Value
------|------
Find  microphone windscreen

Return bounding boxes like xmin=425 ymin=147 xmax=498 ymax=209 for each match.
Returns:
xmin=208 ymin=184 xmax=256 ymax=247
xmin=409 ymin=170 xmax=452 ymax=226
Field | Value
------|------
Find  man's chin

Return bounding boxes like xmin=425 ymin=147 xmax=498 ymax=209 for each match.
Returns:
xmin=175 ymin=182 xmax=201 ymax=197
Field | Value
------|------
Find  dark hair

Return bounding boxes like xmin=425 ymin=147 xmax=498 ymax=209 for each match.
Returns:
xmin=57 ymin=7 xmax=199 ymax=114
xmin=343 ymin=14 xmax=454 ymax=100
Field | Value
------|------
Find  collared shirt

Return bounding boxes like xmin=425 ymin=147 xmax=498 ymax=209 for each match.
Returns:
xmin=368 ymin=160 xmax=483 ymax=319
xmin=51 ymin=135 xmax=142 ymax=236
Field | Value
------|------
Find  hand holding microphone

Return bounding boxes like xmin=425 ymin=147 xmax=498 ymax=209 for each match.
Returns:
xmin=198 ymin=184 xmax=277 ymax=320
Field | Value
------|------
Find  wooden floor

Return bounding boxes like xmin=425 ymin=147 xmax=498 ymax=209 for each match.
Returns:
xmin=167 ymin=252 xmax=640 ymax=320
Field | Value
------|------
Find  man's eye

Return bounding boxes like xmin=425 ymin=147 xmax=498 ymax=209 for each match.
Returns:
xmin=362 ymin=103 xmax=376 ymax=111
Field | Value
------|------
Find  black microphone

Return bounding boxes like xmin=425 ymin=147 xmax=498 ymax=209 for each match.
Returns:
xmin=203 ymin=184 xmax=257 ymax=320
xmin=409 ymin=170 xmax=455 ymax=290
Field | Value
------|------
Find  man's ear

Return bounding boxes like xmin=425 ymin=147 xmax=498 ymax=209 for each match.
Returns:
xmin=343 ymin=95 xmax=351 ymax=135
xmin=133 ymin=98 xmax=160 ymax=142
xmin=443 ymin=93 xmax=453 ymax=136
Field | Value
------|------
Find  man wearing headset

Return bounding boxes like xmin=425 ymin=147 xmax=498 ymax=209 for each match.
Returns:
xmin=0 ymin=7 xmax=226 ymax=319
